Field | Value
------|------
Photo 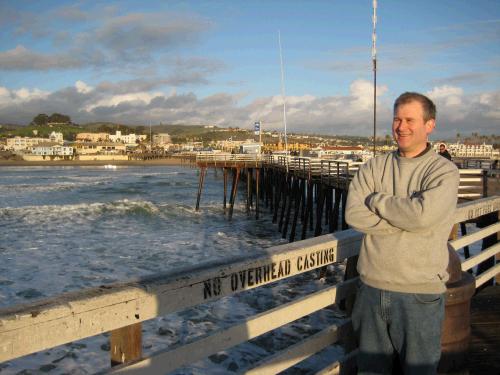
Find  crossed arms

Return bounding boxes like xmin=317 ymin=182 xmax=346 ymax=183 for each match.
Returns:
xmin=345 ymin=160 xmax=459 ymax=235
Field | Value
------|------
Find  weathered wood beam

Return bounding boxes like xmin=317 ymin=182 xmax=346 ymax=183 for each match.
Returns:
xmin=110 ymin=323 xmax=142 ymax=366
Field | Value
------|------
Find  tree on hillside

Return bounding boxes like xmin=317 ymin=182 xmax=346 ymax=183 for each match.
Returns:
xmin=116 ymin=124 xmax=131 ymax=134
xmin=48 ymin=113 xmax=71 ymax=124
xmin=32 ymin=113 xmax=49 ymax=126
xmin=97 ymin=124 xmax=113 ymax=133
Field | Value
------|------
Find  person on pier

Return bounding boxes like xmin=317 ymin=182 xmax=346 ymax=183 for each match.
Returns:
xmin=438 ymin=143 xmax=452 ymax=160
xmin=345 ymin=92 xmax=459 ymax=374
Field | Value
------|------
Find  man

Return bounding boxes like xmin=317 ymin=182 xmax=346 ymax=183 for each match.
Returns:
xmin=345 ymin=92 xmax=459 ymax=374
xmin=438 ymin=143 xmax=452 ymax=160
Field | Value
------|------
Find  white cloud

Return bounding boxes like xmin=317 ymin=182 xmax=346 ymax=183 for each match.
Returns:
xmin=350 ymin=79 xmax=388 ymax=111
xmin=478 ymin=92 xmax=500 ymax=119
xmin=84 ymin=91 xmax=164 ymax=111
xmin=0 ymin=87 xmax=10 ymax=100
xmin=427 ymin=85 xmax=467 ymax=121
xmin=0 ymin=86 xmax=50 ymax=107
xmin=427 ymin=85 xmax=463 ymax=105
xmin=75 ymin=80 xmax=93 ymax=94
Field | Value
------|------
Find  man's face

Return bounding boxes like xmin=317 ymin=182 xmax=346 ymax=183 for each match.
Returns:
xmin=440 ymin=145 xmax=445 ymax=152
xmin=392 ymin=100 xmax=435 ymax=158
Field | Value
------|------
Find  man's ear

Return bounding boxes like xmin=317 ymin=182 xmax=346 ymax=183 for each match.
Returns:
xmin=425 ymin=119 xmax=436 ymax=135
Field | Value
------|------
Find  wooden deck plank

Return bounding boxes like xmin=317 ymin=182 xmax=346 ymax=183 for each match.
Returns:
xmin=468 ymin=285 xmax=500 ymax=375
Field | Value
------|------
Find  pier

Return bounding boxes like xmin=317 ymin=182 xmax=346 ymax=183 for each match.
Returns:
xmin=195 ymin=154 xmax=362 ymax=242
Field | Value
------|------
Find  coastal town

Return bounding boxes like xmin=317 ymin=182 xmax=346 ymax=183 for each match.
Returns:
xmin=0 ymin=117 xmax=498 ymax=164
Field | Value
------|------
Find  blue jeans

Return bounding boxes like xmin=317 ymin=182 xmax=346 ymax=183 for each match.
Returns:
xmin=351 ymin=282 xmax=444 ymax=375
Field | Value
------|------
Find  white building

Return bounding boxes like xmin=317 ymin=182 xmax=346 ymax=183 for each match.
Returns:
xmin=435 ymin=142 xmax=498 ymax=158
xmin=49 ymin=131 xmax=64 ymax=144
xmin=153 ymin=133 xmax=172 ymax=146
xmin=76 ymin=133 xmax=110 ymax=142
xmin=6 ymin=136 xmax=46 ymax=151
xmin=73 ymin=142 xmax=127 ymax=155
xmin=239 ymin=142 xmax=262 ymax=154
xmin=320 ymin=146 xmax=365 ymax=157
xmin=109 ymin=131 xmax=147 ymax=145
xmin=31 ymin=142 xmax=73 ymax=156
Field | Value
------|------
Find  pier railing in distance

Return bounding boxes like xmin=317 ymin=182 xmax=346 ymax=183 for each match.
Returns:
xmin=1 ymin=197 xmax=499 ymax=374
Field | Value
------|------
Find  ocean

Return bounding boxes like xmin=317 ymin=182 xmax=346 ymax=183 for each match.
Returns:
xmin=0 ymin=165 xmax=345 ymax=374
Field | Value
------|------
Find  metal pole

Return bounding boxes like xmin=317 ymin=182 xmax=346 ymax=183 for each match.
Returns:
xmin=372 ymin=0 xmax=378 ymax=157
xmin=259 ymin=121 xmax=262 ymax=147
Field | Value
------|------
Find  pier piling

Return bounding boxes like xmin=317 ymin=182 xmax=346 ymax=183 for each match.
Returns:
xmin=194 ymin=155 xmax=353 ymax=243
xmin=228 ymin=168 xmax=240 ymax=220
xmin=195 ymin=167 xmax=206 ymax=211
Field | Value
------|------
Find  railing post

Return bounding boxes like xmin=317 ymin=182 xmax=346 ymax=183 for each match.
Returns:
xmin=110 ymin=322 xmax=142 ymax=366
xmin=496 ymin=210 xmax=500 ymax=284
xmin=482 ymin=169 xmax=488 ymax=197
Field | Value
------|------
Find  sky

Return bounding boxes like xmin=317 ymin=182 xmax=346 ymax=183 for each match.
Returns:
xmin=0 ymin=0 xmax=499 ymax=139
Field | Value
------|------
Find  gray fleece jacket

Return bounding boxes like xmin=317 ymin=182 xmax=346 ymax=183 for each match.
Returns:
xmin=345 ymin=146 xmax=459 ymax=294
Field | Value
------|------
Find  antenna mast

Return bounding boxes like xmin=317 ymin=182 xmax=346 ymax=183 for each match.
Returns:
xmin=278 ymin=30 xmax=288 ymax=154
xmin=372 ymin=0 xmax=378 ymax=156
xmin=149 ymin=119 xmax=152 ymax=149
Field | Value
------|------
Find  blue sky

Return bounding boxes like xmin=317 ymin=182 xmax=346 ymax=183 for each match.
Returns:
xmin=0 ymin=0 xmax=499 ymax=138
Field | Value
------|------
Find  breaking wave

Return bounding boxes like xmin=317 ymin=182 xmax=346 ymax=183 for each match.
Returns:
xmin=0 ymin=180 xmax=108 ymax=193
xmin=0 ymin=199 xmax=161 ymax=224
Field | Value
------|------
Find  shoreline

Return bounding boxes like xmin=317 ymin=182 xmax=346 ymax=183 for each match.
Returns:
xmin=0 ymin=158 xmax=191 ymax=167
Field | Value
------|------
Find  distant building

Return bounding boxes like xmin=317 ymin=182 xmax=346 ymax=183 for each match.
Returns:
xmin=180 ymin=141 xmax=204 ymax=152
xmin=320 ymin=145 xmax=365 ymax=156
xmin=303 ymin=145 xmax=371 ymax=161
xmin=239 ymin=142 xmax=262 ymax=154
xmin=153 ymin=133 xmax=172 ymax=146
xmin=109 ymin=131 xmax=147 ymax=145
xmin=49 ymin=131 xmax=64 ymax=144
xmin=76 ymin=133 xmax=109 ymax=142
xmin=73 ymin=142 xmax=127 ymax=155
xmin=434 ymin=142 xmax=498 ymax=158
xmin=6 ymin=136 xmax=46 ymax=151
xmin=31 ymin=142 xmax=73 ymax=156
xmin=215 ymin=139 xmax=249 ymax=152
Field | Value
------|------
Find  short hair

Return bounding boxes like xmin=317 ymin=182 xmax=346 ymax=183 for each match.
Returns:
xmin=394 ymin=92 xmax=436 ymax=122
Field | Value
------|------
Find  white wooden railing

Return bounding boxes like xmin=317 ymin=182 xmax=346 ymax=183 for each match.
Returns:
xmin=458 ymin=169 xmax=488 ymax=200
xmin=2 ymin=197 xmax=498 ymax=374
xmin=196 ymin=153 xmax=263 ymax=163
